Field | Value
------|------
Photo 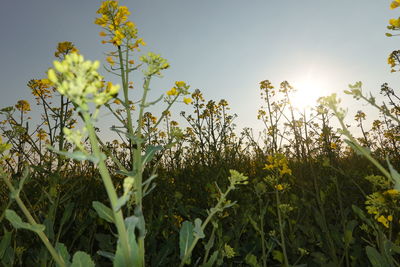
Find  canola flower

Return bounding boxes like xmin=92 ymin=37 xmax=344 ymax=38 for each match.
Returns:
xmin=94 ymin=0 xmax=146 ymax=50
xmin=47 ymin=53 xmax=119 ymax=108
xmin=264 ymin=153 xmax=292 ymax=176
xmin=15 ymin=100 xmax=31 ymax=113
xmin=391 ymin=0 xmax=400 ymax=9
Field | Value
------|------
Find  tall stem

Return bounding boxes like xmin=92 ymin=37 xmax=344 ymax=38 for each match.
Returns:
xmin=276 ymin=189 xmax=289 ymax=267
xmin=83 ymin=111 xmax=133 ymax=266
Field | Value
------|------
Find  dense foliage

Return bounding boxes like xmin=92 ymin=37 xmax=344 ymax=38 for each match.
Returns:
xmin=1 ymin=1 xmax=400 ymax=266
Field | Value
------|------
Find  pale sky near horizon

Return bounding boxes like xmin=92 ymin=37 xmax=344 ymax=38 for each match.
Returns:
xmin=1 ymin=0 xmax=399 ymax=136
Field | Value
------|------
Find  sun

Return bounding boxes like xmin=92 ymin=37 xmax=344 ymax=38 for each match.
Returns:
xmin=290 ymin=78 xmax=327 ymax=110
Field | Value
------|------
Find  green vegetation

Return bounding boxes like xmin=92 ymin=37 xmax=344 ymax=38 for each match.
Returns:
xmin=1 ymin=1 xmax=400 ymax=266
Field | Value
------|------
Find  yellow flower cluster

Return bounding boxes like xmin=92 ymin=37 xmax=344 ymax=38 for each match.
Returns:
xmin=264 ymin=153 xmax=292 ymax=176
xmin=365 ymin=190 xmax=399 ymax=228
xmin=28 ymin=79 xmax=53 ymax=101
xmin=36 ymin=128 xmax=48 ymax=141
xmin=95 ymin=1 xmax=145 ymax=49
xmin=54 ymin=41 xmax=79 ymax=59
xmin=15 ymin=100 xmax=31 ymax=113
xmin=275 ymin=184 xmax=284 ymax=191
xmin=48 ymin=53 xmax=119 ymax=108
xmin=165 ymin=81 xmax=193 ymax=104
xmin=390 ymin=0 xmax=400 ymax=9
xmin=377 ymin=215 xmax=393 ymax=228
xmin=389 ymin=18 xmax=400 ymax=27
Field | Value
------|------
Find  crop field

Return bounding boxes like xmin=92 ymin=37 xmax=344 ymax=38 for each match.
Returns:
xmin=1 ymin=1 xmax=400 ymax=266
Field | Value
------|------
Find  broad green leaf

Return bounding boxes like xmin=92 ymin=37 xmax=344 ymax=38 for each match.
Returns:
xmin=193 ymin=218 xmax=205 ymax=239
xmin=179 ymin=220 xmax=194 ymax=263
xmin=366 ymin=246 xmax=388 ymax=267
xmin=56 ymin=242 xmax=71 ymax=266
xmin=92 ymin=201 xmax=114 ymax=223
xmin=5 ymin=209 xmax=45 ymax=233
xmin=114 ymin=216 xmax=140 ymax=267
xmin=0 ymin=230 xmax=12 ymax=259
xmin=71 ymin=251 xmax=95 ymax=267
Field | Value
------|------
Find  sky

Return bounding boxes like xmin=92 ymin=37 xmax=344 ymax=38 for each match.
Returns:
xmin=0 ymin=0 xmax=399 ymax=136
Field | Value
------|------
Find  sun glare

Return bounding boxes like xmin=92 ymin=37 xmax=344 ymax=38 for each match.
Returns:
xmin=290 ymin=78 xmax=327 ymax=110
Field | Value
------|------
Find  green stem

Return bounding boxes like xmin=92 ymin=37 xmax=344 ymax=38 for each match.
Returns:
xmin=83 ymin=111 xmax=133 ymax=266
xmin=275 ymin=189 xmax=289 ymax=267
xmin=179 ymin=185 xmax=234 ymax=267
xmin=2 ymin=175 xmax=66 ymax=267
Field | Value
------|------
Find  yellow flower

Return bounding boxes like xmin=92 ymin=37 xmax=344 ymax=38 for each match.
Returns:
xmin=280 ymin=166 xmax=292 ymax=176
xmin=111 ymin=30 xmax=125 ymax=46
xmin=390 ymin=1 xmax=400 ymax=9
xmin=388 ymin=215 xmax=393 ymax=221
xmin=15 ymin=100 xmax=31 ymax=113
xmin=183 ymin=97 xmax=193 ymax=104
xmin=114 ymin=99 xmax=121 ymax=105
xmin=94 ymin=14 xmax=109 ymax=27
xmin=384 ymin=189 xmax=399 ymax=196
xmin=166 ymin=87 xmax=178 ymax=96
xmin=389 ymin=18 xmax=400 ymax=27
xmin=54 ymin=41 xmax=79 ymax=58
xmin=128 ymin=60 xmax=134 ymax=64
xmin=36 ymin=129 xmax=47 ymax=141
xmin=275 ymin=184 xmax=284 ymax=191
xmin=377 ymin=215 xmax=389 ymax=228
xmin=175 ymin=81 xmax=186 ymax=87
xmin=99 ymin=31 xmax=107 ymax=37
xmin=106 ymin=56 xmax=115 ymax=66
xmin=330 ymin=142 xmax=337 ymax=149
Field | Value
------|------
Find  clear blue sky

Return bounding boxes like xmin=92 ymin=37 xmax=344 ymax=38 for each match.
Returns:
xmin=1 ymin=0 xmax=399 ymax=133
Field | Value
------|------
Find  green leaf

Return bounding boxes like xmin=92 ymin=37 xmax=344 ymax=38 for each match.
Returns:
xmin=0 ymin=229 xmax=12 ymax=259
xmin=92 ymin=201 xmax=114 ymax=223
xmin=5 ymin=209 xmax=45 ymax=233
xmin=352 ymin=205 xmax=374 ymax=228
xmin=114 ymin=216 xmax=141 ymax=267
xmin=142 ymin=145 xmax=162 ymax=165
xmin=179 ymin=220 xmax=194 ymax=263
xmin=344 ymin=220 xmax=358 ymax=245
xmin=201 ymin=251 xmax=219 ymax=267
xmin=114 ymin=194 xmax=131 ymax=212
xmin=366 ymin=246 xmax=388 ymax=267
xmin=272 ymin=250 xmax=283 ymax=263
xmin=71 ymin=251 xmax=95 ymax=267
xmin=193 ymin=218 xmax=205 ymax=239
xmin=248 ymin=216 xmax=261 ymax=234
xmin=56 ymin=242 xmax=71 ymax=266
xmin=245 ymin=253 xmax=261 ymax=267
xmin=386 ymin=158 xmax=400 ymax=190
xmin=18 ymin=166 xmax=30 ymax=191
xmin=97 ymin=250 xmax=114 ymax=261
xmin=48 ymin=147 xmax=105 ymax=164
xmin=60 ymin=202 xmax=75 ymax=226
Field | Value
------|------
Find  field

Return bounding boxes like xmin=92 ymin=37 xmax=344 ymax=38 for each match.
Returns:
xmin=1 ymin=1 xmax=400 ymax=266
